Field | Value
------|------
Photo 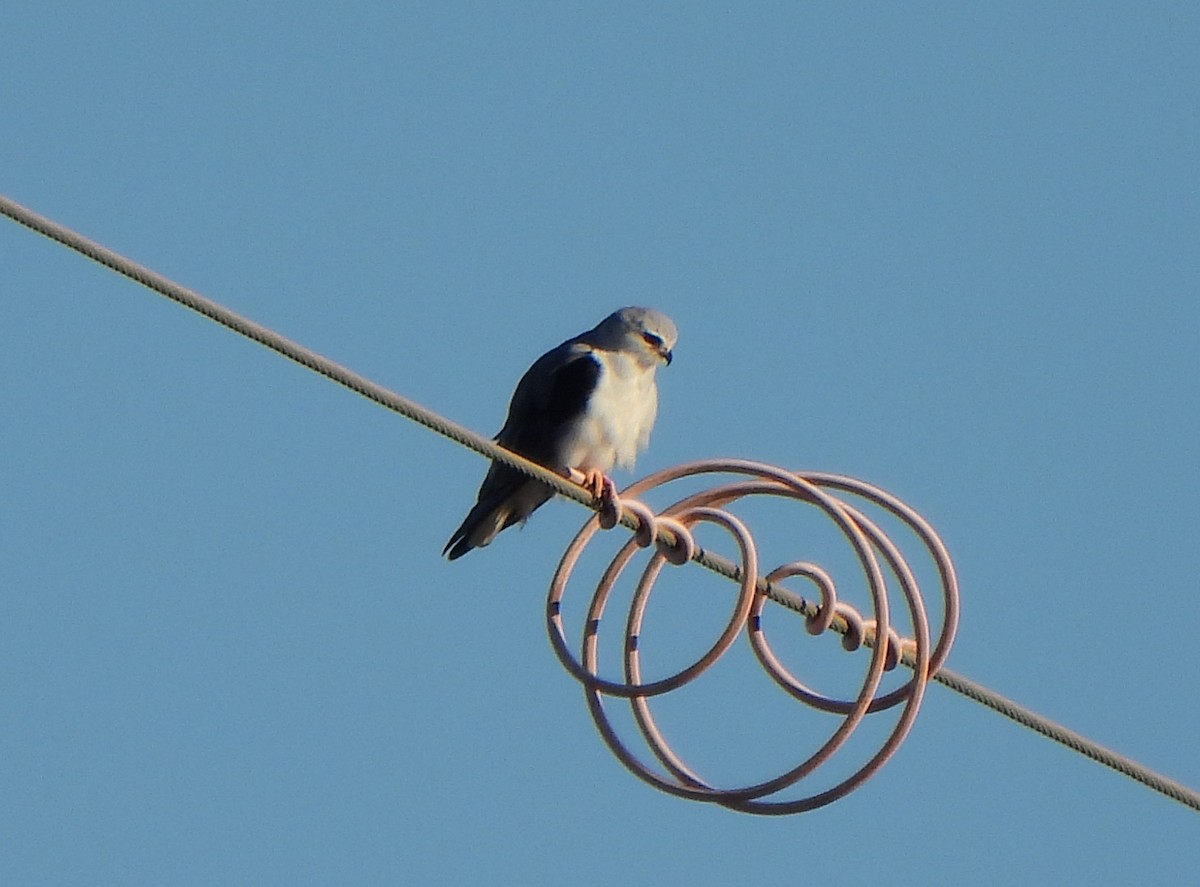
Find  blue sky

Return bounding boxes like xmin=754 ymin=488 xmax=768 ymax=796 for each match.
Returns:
xmin=2 ymin=3 xmax=1198 ymax=885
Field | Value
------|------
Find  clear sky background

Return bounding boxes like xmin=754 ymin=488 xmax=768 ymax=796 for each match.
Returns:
xmin=2 ymin=4 xmax=1198 ymax=885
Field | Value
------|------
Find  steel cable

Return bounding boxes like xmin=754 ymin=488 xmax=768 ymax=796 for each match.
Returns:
xmin=3 ymin=191 xmax=1197 ymax=814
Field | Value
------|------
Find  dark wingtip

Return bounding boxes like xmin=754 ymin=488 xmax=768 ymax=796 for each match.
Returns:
xmin=443 ymin=534 xmax=472 ymax=560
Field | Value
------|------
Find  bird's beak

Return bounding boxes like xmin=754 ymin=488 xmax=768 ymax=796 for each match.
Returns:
xmin=662 ymin=348 xmax=673 ymax=366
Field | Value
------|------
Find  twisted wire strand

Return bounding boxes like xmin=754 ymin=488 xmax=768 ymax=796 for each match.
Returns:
xmin=4 ymin=191 xmax=1198 ymax=814
xmin=0 ymin=194 xmax=583 ymax=505
xmin=932 ymin=667 xmax=1200 ymax=810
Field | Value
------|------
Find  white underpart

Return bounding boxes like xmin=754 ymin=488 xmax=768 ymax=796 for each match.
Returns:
xmin=562 ymin=350 xmax=658 ymax=474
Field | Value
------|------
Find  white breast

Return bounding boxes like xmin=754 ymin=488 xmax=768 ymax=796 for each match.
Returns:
xmin=563 ymin=351 xmax=658 ymax=473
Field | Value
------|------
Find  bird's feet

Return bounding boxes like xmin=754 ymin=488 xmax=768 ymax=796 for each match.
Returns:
xmin=567 ymin=466 xmax=622 ymax=529
xmin=578 ymin=467 xmax=618 ymax=508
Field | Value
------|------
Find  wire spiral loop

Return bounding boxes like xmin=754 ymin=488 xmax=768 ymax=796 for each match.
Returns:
xmin=546 ymin=458 xmax=959 ymax=814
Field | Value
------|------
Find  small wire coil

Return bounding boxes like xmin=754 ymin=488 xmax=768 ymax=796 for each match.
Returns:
xmin=547 ymin=458 xmax=959 ymax=814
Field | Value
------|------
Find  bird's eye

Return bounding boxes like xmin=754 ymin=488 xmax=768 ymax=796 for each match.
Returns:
xmin=641 ymin=332 xmax=663 ymax=349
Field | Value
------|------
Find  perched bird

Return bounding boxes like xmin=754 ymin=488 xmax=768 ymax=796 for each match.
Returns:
xmin=443 ymin=306 xmax=677 ymax=560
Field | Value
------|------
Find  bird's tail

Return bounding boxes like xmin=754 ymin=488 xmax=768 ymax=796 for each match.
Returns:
xmin=442 ymin=501 xmax=515 ymax=560
xmin=443 ymin=478 xmax=556 ymax=559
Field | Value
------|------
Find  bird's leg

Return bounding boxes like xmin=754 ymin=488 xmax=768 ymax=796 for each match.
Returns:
xmin=578 ymin=467 xmax=618 ymax=506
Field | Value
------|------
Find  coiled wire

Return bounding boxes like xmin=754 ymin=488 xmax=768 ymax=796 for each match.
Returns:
xmin=549 ymin=459 xmax=957 ymax=814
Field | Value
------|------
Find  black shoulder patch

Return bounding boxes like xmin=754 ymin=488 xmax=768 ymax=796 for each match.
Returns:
xmin=498 ymin=347 xmax=602 ymax=465
xmin=544 ymin=351 xmax=600 ymax=424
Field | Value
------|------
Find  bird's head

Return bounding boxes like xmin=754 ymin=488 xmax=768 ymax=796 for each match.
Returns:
xmin=595 ymin=306 xmax=677 ymax=368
